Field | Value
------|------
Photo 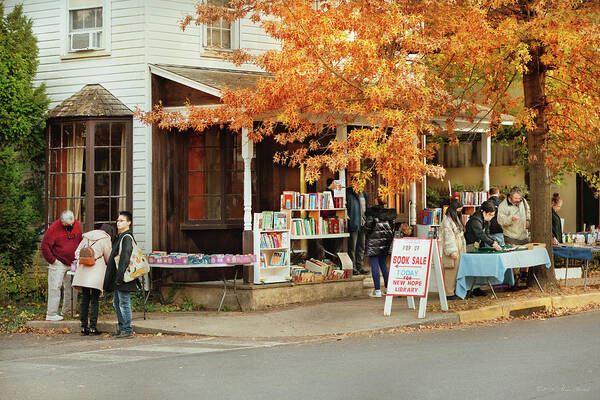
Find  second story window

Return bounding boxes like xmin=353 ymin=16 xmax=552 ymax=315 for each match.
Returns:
xmin=69 ymin=7 xmax=103 ymax=51
xmin=203 ymin=0 xmax=238 ymax=51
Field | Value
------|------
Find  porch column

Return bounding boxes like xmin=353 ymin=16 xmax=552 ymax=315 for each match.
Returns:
xmin=481 ymin=133 xmax=491 ymax=191
xmin=409 ymin=182 xmax=417 ymax=226
xmin=242 ymin=127 xmax=254 ymax=231
xmin=336 ymin=124 xmax=348 ymax=206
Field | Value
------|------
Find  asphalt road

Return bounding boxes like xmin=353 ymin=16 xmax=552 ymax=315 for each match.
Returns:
xmin=1 ymin=311 xmax=599 ymax=400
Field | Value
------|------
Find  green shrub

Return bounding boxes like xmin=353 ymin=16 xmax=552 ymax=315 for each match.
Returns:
xmin=0 ymin=147 xmax=43 ymax=274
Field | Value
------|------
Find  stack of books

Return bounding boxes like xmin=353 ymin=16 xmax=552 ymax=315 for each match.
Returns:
xmin=280 ymin=191 xmax=336 ymax=210
xmin=452 ymin=191 xmax=488 ymax=206
xmin=320 ymin=217 xmax=346 ymax=234
xmin=291 ymin=217 xmax=319 ymax=235
xmin=291 ymin=259 xmax=349 ymax=282
xmin=268 ymin=251 xmax=287 ymax=267
xmin=421 ymin=208 xmax=443 ymax=225
xmin=260 ymin=232 xmax=288 ymax=249
xmin=260 ymin=211 xmax=288 ymax=230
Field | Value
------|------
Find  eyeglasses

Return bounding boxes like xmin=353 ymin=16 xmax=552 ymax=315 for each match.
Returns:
xmin=116 ymin=219 xmax=127 ymax=223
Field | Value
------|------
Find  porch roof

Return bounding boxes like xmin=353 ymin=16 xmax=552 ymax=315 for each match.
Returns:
xmin=47 ymin=84 xmax=133 ymax=118
xmin=149 ymin=64 xmax=270 ymax=98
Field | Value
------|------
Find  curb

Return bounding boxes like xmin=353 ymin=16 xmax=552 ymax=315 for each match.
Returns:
xmin=456 ymin=292 xmax=600 ymax=323
xmin=25 ymin=314 xmax=460 ymax=338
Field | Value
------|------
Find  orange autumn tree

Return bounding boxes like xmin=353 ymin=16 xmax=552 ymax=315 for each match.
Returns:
xmin=137 ymin=0 xmax=448 ymax=193
xmin=423 ymin=0 xmax=600 ymax=285
xmin=138 ymin=0 xmax=600 ymax=286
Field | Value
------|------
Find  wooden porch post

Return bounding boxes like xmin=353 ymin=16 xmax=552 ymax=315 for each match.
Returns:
xmin=242 ymin=127 xmax=254 ymax=282
xmin=481 ymin=133 xmax=491 ymax=192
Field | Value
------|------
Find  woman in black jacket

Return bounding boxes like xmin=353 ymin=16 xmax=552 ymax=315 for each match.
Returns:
xmin=364 ymin=197 xmax=396 ymax=298
xmin=464 ymin=201 xmax=502 ymax=252
xmin=104 ymin=211 xmax=138 ymax=338
xmin=552 ymin=193 xmax=563 ymax=245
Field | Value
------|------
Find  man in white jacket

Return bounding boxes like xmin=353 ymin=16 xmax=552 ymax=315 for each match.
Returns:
xmin=497 ymin=186 xmax=531 ymax=283
xmin=497 ymin=186 xmax=531 ymax=246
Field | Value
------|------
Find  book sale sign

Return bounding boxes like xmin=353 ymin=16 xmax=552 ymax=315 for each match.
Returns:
xmin=384 ymin=238 xmax=448 ymax=318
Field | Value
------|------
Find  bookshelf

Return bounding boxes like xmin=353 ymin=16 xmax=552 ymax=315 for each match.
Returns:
xmin=281 ymin=191 xmax=350 ymax=239
xmin=253 ymin=212 xmax=291 ymax=284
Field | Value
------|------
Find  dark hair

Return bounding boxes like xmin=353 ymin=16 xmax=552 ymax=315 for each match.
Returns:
xmin=119 ymin=210 xmax=133 ymax=223
xmin=100 ymin=223 xmax=116 ymax=241
xmin=326 ymin=178 xmax=334 ymax=187
xmin=375 ymin=196 xmax=386 ymax=206
xmin=488 ymin=187 xmax=499 ymax=196
xmin=446 ymin=199 xmax=464 ymax=230
xmin=552 ymin=192 xmax=562 ymax=205
xmin=480 ymin=201 xmax=495 ymax=213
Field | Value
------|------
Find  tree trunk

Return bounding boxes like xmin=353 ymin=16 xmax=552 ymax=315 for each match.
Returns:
xmin=522 ymin=47 xmax=558 ymax=287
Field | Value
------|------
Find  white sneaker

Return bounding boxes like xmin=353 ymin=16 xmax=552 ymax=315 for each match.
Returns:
xmin=369 ymin=290 xmax=382 ymax=298
xmin=46 ymin=315 xmax=64 ymax=321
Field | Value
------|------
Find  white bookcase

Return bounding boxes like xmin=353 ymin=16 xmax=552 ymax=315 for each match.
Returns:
xmin=253 ymin=212 xmax=291 ymax=284
xmin=287 ymin=208 xmax=350 ymax=240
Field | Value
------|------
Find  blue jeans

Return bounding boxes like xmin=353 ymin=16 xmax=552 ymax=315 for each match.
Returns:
xmin=369 ymin=256 xmax=389 ymax=291
xmin=490 ymin=233 xmax=505 ymax=246
xmin=112 ymin=290 xmax=133 ymax=333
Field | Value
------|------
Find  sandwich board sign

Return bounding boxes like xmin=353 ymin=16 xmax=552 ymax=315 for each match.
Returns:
xmin=384 ymin=237 xmax=448 ymax=318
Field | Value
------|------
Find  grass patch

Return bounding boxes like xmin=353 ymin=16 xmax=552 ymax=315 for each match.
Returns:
xmin=0 ymin=302 xmax=45 ymax=333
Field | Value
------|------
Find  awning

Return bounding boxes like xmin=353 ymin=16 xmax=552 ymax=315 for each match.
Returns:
xmin=149 ymin=64 xmax=270 ymax=98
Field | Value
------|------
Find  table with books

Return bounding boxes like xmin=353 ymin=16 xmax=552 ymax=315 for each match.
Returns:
xmin=455 ymin=247 xmax=551 ymax=299
xmin=147 ymin=253 xmax=255 ymax=313
xmin=552 ymin=244 xmax=600 ymax=289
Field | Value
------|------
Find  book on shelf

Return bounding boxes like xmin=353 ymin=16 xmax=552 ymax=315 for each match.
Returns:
xmin=260 ymin=232 xmax=288 ymax=249
xmin=261 ymin=211 xmax=274 ymax=229
xmin=269 ymin=251 xmax=287 ymax=266
xmin=421 ymin=208 xmax=443 ymax=225
xmin=280 ymin=191 xmax=338 ymax=210
xmin=452 ymin=191 xmax=488 ymax=206
xmin=273 ymin=212 xmax=288 ymax=230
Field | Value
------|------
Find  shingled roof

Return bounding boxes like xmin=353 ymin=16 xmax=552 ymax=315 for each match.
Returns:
xmin=47 ymin=84 xmax=133 ymax=118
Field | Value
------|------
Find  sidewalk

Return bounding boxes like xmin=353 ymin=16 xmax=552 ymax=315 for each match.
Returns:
xmin=28 ymin=296 xmax=458 ymax=339
xmin=26 ymin=287 xmax=600 ymax=339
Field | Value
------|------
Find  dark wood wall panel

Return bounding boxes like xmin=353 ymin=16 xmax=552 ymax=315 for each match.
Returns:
xmin=151 ymin=74 xmax=243 ymax=282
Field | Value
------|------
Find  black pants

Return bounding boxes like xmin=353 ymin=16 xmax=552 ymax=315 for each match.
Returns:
xmin=80 ymin=288 xmax=100 ymax=328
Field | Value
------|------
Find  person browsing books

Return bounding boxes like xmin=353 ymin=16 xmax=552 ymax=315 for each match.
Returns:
xmin=73 ymin=224 xmax=115 ymax=335
xmin=487 ymin=187 xmax=505 ymax=246
xmin=438 ymin=199 xmax=466 ymax=300
xmin=104 ymin=211 xmax=139 ymax=338
xmin=346 ymin=185 xmax=368 ymax=275
xmin=552 ymin=193 xmax=563 ymax=245
xmin=465 ymin=201 xmax=502 ymax=252
xmin=364 ymin=196 xmax=396 ymax=297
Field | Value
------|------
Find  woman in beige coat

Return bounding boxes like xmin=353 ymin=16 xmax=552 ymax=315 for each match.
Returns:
xmin=73 ymin=224 xmax=115 ymax=335
xmin=438 ymin=200 xmax=466 ymax=300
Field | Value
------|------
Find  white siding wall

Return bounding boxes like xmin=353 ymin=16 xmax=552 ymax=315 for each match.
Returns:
xmin=5 ymin=0 xmax=151 ymax=251
xmin=146 ymin=0 xmax=278 ymax=68
xmin=4 ymin=0 xmax=280 ymax=252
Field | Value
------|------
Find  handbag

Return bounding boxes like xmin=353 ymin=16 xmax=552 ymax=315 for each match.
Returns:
xmin=115 ymin=234 xmax=150 ymax=282
xmin=79 ymin=238 xmax=102 ymax=266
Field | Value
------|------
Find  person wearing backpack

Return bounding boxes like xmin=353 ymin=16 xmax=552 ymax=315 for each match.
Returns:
xmin=104 ymin=211 xmax=138 ymax=338
xmin=73 ymin=224 xmax=115 ymax=335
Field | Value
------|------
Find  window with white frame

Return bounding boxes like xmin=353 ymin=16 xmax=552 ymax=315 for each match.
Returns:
xmin=203 ymin=0 xmax=239 ymax=51
xmin=69 ymin=6 xmax=103 ymax=51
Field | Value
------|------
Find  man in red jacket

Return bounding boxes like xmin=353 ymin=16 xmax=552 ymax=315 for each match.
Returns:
xmin=41 ymin=210 xmax=82 ymax=321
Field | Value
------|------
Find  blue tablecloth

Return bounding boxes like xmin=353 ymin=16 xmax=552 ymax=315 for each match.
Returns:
xmin=455 ymin=247 xmax=551 ymax=299
xmin=552 ymin=246 xmax=594 ymax=261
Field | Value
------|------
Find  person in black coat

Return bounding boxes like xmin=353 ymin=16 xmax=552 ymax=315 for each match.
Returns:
xmin=104 ymin=211 xmax=138 ymax=338
xmin=465 ymin=201 xmax=502 ymax=252
xmin=346 ymin=186 xmax=368 ymax=275
xmin=487 ymin=187 xmax=505 ymax=246
xmin=552 ymin=193 xmax=563 ymax=245
xmin=364 ymin=197 xmax=396 ymax=297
